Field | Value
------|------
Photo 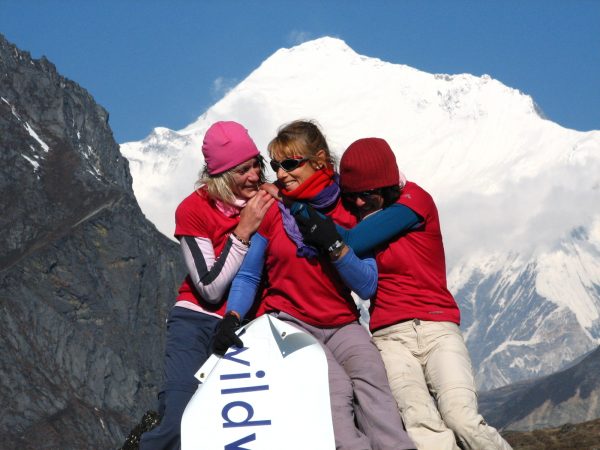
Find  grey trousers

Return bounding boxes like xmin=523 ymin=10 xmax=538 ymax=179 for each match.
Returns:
xmin=274 ymin=312 xmax=415 ymax=450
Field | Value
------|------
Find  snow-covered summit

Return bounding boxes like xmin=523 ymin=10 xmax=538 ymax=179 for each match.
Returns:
xmin=120 ymin=36 xmax=600 ymax=389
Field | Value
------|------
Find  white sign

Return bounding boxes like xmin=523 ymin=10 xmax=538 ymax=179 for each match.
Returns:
xmin=181 ymin=315 xmax=335 ymax=450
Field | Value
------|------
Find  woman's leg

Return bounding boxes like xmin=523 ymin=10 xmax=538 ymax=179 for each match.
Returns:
xmin=326 ymin=322 xmax=415 ymax=450
xmin=373 ymin=321 xmax=460 ymax=450
xmin=423 ymin=321 xmax=512 ymax=450
xmin=276 ymin=313 xmax=372 ymax=450
xmin=140 ymin=307 xmax=219 ymax=450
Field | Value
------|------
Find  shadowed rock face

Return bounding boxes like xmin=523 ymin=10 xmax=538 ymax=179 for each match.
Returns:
xmin=0 ymin=34 xmax=185 ymax=449
xmin=480 ymin=346 xmax=600 ymax=432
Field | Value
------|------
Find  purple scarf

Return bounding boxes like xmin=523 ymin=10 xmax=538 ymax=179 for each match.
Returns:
xmin=278 ymin=174 xmax=341 ymax=258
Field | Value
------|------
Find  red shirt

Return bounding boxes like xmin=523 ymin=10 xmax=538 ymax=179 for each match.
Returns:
xmin=174 ymin=188 xmax=240 ymax=316
xmin=255 ymin=198 xmax=360 ymax=327
xmin=369 ymin=182 xmax=460 ymax=331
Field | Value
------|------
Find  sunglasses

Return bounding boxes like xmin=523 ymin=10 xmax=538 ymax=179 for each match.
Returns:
xmin=269 ymin=157 xmax=310 ymax=173
xmin=342 ymin=189 xmax=382 ymax=202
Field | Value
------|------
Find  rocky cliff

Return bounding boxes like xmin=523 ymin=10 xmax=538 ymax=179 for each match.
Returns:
xmin=0 ymin=34 xmax=184 ymax=449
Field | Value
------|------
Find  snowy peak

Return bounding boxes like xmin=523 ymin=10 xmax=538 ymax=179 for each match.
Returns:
xmin=180 ymin=36 xmax=565 ymax=191
xmin=139 ymin=127 xmax=193 ymax=152
xmin=120 ymin=37 xmax=600 ymax=390
xmin=261 ymin=36 xmax=539 ymax=126
xmin=274 ymin=36 xmax=359 ymax=60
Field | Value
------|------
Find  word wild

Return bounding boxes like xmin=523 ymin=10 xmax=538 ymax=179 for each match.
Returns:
xmin=220 ymin=346 xmax=272 ymax=450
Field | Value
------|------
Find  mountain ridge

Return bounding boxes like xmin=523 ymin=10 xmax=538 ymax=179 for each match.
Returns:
xmin=480 ymin=346 xmax=600 ymax=431
xmin=0 ymin=33 xmax=185 ymax=449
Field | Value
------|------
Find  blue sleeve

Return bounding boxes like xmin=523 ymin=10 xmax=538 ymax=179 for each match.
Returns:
xmin=226 ymin=233 xmax=267 ymax=318
xmin=332 ymin=247 xmax=378 ymax=299
xmin=336 ymin=203 xmax=422 ymax=257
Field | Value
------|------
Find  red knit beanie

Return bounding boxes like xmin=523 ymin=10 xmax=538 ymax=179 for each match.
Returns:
xmin=340 ymin=138 xmax=400 ymax=192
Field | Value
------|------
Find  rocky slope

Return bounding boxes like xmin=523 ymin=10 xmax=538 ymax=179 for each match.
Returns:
xmin=502 ymin=417 xmax=600 ymax=450
xmin=480 ymin=346 xmax=600 ymax=431
xmin=0 ymin=34 xmax=184 ymax=449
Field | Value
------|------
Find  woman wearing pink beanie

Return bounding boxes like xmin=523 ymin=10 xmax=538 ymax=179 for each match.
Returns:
xmin=293 ymin=137 xmax=512 ymax=450
xmin=140 ymin=121 xmax=275 ymax=450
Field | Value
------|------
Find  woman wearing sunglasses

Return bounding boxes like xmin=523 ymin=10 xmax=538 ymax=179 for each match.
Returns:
xmin=212 ymin=120 xmax=415 ymax=450
xmin=294 ymin=137 xmax=513 ymax=450
xmin=140 ymin=121 xmax=275 ymax=450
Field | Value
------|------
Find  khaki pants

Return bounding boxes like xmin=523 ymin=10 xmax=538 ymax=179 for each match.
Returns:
xmin=373 ymin=320 xmax=512 ymax=450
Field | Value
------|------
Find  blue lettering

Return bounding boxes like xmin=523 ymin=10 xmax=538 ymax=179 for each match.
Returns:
xmin=224 ymin=433 xmax=256 ymax=450
xmin=222 ymin=401 xmax=271 ymax=428
xmin=221 ymin=372 xmax=251 ymax=380
xmin=221 ymin=385 xmax=269 ymax=395
xmin=221 ymin=370 xmax=265 ymax=381
xmin=222 ymin=347 xmax=251 ymax=366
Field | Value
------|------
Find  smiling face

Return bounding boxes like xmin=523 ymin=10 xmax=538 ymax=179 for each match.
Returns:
xmin=230 ymin=157 xmax=262 ymax=200
xmin=271 ymin=151 xmax=326 ymax=191
xmin=267 ymin=121 xmax=331 ymax=193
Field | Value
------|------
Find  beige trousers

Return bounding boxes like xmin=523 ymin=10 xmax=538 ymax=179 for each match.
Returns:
xmin=373 ymin=320 xmax=512 ymax=450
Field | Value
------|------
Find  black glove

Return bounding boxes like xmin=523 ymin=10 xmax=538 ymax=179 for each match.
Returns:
xmin=293 ymin=203 xmax=342 ymax=253
xmin=213 ymin=312 xmax=244 ymax=356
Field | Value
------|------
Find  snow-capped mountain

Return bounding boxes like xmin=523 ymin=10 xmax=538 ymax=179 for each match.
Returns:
xmin=120 ymin=37 xmax=600 ymax=390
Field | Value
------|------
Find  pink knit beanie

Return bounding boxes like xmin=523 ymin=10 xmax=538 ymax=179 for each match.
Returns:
xmin=340 ymin=138 xmax=400 ymax=192
xmin=202 ymin=121 xmax=260 ymax=175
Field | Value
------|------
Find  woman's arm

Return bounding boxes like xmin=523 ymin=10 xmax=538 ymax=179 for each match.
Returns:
xmin=178 ymin=190 xmax=273 ymax=303
xmin=332 ymin=248 xmax=378 ymax=299
xmin=225 ymin=232 xmax=268 ymax=318
xmin=337 ymin=203 xmax=422 ymax=257
xmin=290 ymin=203 xmax=378 ymax=299
xmin=212 ymin=233 xmax=268 ymax=356
xmin=291 ymin=201 xmax=421 ymax=258
xmin=179 ymin=235 xmax=250 ymax=303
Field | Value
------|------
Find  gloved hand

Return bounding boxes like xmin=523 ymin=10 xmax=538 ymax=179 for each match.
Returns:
xmin=213 ymin=312 xmax=243 ymax=356
xmin=293 ymin=203 xmax=342 ymax=253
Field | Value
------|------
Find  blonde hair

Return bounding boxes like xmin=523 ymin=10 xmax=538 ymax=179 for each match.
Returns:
xmin=268 ymin=120 xmax=336 ymax=168
xmin=196 ymin=156 xmax=267 ymax=204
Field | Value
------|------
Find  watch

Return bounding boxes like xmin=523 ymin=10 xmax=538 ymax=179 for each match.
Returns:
xmin=327 ymin=239 xmax=345 ymax=260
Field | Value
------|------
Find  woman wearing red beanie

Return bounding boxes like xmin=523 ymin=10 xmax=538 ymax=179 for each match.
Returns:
xmin=295 ymin=137 xmax=512 ymax=450
xmin=213 ymin=120 xmax=415 ymax=450
xmin=140 ymin=121 xmax=275 ymax=450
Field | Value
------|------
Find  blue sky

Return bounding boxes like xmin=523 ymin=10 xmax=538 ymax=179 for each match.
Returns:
xmin=2 ymin=1 xmax=599 ymax=143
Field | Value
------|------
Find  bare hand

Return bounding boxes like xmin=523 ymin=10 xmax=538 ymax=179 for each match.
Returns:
xmin=234 ymin=190 xmax=275 ymax=240
xmin=260 ymin=182 xmax=283 ymax=201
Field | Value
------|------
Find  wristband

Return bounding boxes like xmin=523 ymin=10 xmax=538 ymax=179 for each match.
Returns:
xmin=231 ymin=232 xmax=251 ymax=247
